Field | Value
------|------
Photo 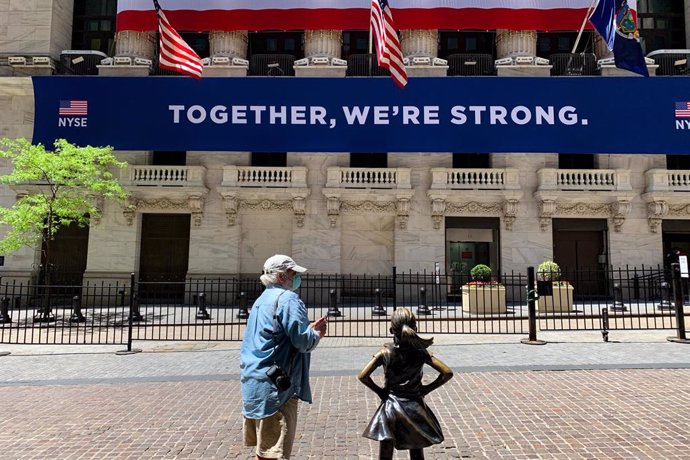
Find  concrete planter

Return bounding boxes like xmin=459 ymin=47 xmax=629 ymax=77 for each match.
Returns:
xmin=538 ymin=283 xmax=574 ymax=312
xmin=461 ymin=285 xmax=507 ymax=314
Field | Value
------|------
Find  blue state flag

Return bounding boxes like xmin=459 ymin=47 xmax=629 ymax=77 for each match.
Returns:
xmin=590 ymin=0 xmax=649 ymax=77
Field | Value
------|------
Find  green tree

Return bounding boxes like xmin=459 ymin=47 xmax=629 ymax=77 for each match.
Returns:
xmin=0 ymin=138 xmax=129 ymax=320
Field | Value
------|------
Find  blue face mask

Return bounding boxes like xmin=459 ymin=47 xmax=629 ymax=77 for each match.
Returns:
xmin=292 ymin=274 xmax=302 ymax=290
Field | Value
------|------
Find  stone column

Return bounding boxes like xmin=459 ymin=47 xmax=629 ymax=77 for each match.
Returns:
xmin=495 ymin=30 xmax=551 ymax=76
xmin=209 ymin=31 xmax=248 ymax=58
xmin=400 ymin=29 xmax=446 ymax=77
xmin=296 ymin=30 xmax=347 ymax=77
xmin=593 ymin=33 xmax=613 ymax=60
xmin=115 ymin=30 xmax=156 ymax=59
xmin=99 ymin=30 xmax=155 ymax=76
xmin=205 ymin=31 xmax=249 ymax=77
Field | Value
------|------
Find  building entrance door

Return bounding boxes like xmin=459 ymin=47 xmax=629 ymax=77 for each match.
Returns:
xmin=41 ymin=221 xmax=89 ymax=286
xmin=139 ymin=214 xmax=191 ymax=302
xmin=553 ymin=224 xmax=607 ymax=298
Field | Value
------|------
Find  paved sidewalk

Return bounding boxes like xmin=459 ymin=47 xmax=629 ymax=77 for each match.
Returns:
xmin=0 ymin=331 xmax=689 ymax=459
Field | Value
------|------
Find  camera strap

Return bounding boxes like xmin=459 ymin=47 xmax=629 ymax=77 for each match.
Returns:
xmin=271 ymin=290 xmax=297 ymax=373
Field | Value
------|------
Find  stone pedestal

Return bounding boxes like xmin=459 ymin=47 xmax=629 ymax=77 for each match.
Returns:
xmin=115 ymin=31 xmax=155 ymax=60
xmin=497 ymin=65 xmax=551 ymax=77
xmin=406 ymin=66 xmax=447 ymax=77
xmin=294 ymin=66 xmax=347 ymax=77
xmin=600 ymin=65 xmax=657 ymax=76
xmin=203 ymin=66 xmax=248 ymax=77
xmin=305 ymin=30 xmax=342 ymax=59
xmin=210 ymin=31 xmax=248 ymax=59
xmin=98 ymin=65 xmax=151 ymax=76
xmin=496 ymin=30 xmax=537 ymax=59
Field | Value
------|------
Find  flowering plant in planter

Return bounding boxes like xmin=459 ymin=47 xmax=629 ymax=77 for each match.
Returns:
xmin=462 ymin=264 xmax=506 ymax=314
xmin=536 ymin=260 xmax=570 ymax=287
xmin=536 ymin=260 xmax=574 ymax=312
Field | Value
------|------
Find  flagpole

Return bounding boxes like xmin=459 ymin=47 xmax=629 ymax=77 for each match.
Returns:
xmin=368 ymin=5 xmax=374 ymax=77
xmin=571 ymin=0 xmax=599 ymax=54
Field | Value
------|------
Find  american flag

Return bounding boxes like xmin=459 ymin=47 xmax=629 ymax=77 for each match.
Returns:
xmin=59 ymin=100 xmax=88 ymax=116
xmin=153 ymin=0 xmax=203 ymax=79
xmin=675 ymin=101 xmax=690 ymax=119
xmin=370 ymin=0 xmax=407 ymax=89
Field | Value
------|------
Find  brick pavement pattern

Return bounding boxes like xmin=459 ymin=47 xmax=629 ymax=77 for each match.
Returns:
xmin=1 ymin=369 xmax=689 ymax=459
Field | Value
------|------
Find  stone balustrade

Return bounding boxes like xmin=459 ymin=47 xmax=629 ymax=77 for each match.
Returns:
xmin=537 ymin=168 xmax=632 ymax=192
xmin=430 ymin=168 xmax=520 ymax=190
xmin=222 ymin=166 xmax=307 ymax=188
xmin=122 ymin=165 xmax=206 ymax=187
xmin=645 ymin=169 xmax=690 ymax=192
xmin=326 ymin=167 xmax=411 ymax=189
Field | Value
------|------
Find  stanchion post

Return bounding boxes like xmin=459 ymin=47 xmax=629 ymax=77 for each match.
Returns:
xmin=668 ymin=263 xmax=690 ymax=344
xmin=0 ymin=296 xmax=11 ymax=324
xmin=327 ymin=289 xmax=342 ymax=317
xmin=521 ymin=267 xmax=546 ymax=345
xmin=601 ymin=307 xmax=610 ymax=342
xmin=117 ymin=272 xmax=142 ymax=355
xmin=371 ymin=288 xmax=387 ymax=316
xmin=237 ymin=291 xmax=249 ymax=319
xmin=69 ymin=295 xmax=86 ymax=323
xmin=417 ymin=287 xmax=432 ymax=315
xmin=195 ymin=292 xmax=210 ymax=320
xmin=611 ymin=282 xmax=627 ymax=311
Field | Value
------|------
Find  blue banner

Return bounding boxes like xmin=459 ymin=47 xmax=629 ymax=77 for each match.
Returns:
xmin=32 ymin=76 xmax=690 ymax=154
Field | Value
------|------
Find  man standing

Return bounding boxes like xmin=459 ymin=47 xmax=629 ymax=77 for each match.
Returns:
xmin=241 ymin=254 xmax=327 ymax=460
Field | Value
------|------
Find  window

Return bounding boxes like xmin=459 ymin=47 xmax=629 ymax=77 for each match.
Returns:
xmin=537 ymin=32 xmax=594 ymax=57
xmin=71 ymin=0 xmax=117 ymax=53
xmin=251 ymin=153 xmax=287 ymax=167
xmin=453 ymin=154 xmax=491 ymax=169
xmin=152 ymin=151 xmax=186 ymax=166
xmin=350 ymin=153 xmax=387 ymax=168
xmin=343 ymin=31 xmax=370 ymax=59
xmin=439 ymin=31 xmax=496 ymax=59
xmin=638 ymin=0 xmax=686 ymax=53
xmin=666 ymin=155 xmax=690 ymax=170
xmin=558 ymin=154 xmax=595 ymax=169
xmin=249 ymin=32 xmax=304 ymax=58
xmin=179 ymin=33 xmax=210 ymax=58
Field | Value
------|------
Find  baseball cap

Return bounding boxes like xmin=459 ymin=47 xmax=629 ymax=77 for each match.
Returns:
xmin=263 ymin=254 xmax=308 ymax=274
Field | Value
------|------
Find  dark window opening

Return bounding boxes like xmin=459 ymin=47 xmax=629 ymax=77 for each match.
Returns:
xmin=249 ymin=32 xmax=304 ymax=58
xmin=537 ymin=32 xmax=594 ymax=58
xmin=179 ymin=33 xmax=210 ymax=58
xmin=439 ymin=31 xmax=496 ymax=59
xmin=152 ymin=151 xmax=187 ymax=166
xmin=251 ymin=152 xmax=287 ymax=167
xmin=666 ymin=154 xmax=690 ymax=170
xmin=558 ymin=154 xmax=595 ymax=169
xmin=350 ymin=153 xmax=388 ymax=168
xmin=638 ymin=0 xmax=686 ymax=53
xmin=343 ymin=31 xmax=370 ymax=59
xmin=71 ymin=0 xmax=117 ymax=53
xmin=453 ymin=153 xmax=491 ymax=168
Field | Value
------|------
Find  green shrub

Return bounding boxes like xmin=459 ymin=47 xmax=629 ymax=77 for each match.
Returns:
xmin=470 ymin=264 xmax=493 ymax=282
xmin=537 ymin=260 xmax=561 ymax=282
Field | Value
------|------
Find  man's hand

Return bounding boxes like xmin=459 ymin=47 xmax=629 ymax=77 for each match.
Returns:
xmin=310 ymin=316 xmax=328 ymax=337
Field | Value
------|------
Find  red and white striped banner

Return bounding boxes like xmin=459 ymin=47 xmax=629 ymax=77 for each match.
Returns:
xmin=117 ymin=0 xmax=637 ymax=32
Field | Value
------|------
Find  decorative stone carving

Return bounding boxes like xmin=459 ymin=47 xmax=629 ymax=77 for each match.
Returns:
xmin=431 ymin=198 xmax=446 ymax=230
xmin=209 ymin=31 xmax=248 ymax=59
xmin=115 ymin=31 xmax=155 ymax=59
xmin=239 ymin=199 xmax=293 ymax=211
xmin=123 ymin=195 xmax=207 ymax=226
xmin=304 ymin=30 xmax=342 ymax=59
xmin=396 ymin=198 xmax=411 ymax=230
xmin=341 ymin=201 xmax=396 ymax=213
xmin=292 ymin=196 xmax=307 ymax=228
xmin=327 ymin=196 xmax=341 ymax=228
xmin=221 ymin=193 xmax=238 ymax=227
xmin=646 ymin=200 xmax=668 ymax=233
xmin=668 ymin=204 xmax=690 ymax=217
xmin=400 ymin=30 xmax=438 ymax=58
xmin=609 ymin=200 xmax=631 ymax=233
xmin=556 ymin=202 xmax=612 ymax=216
xmin=503 ymin=199 xmax=519 ymax=231
xmin=89 ymin=195 xmax=105 ymax=226
xmin=538 ymin=199 xmax=556 ymax=232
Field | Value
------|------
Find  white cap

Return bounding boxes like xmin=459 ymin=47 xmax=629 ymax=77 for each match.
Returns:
xmin=263 ymin=254 xmax=308 ymax=274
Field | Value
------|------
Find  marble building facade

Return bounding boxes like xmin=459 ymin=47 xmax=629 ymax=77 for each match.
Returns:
xmin=1 ymin=1 xmax=690 ymax=285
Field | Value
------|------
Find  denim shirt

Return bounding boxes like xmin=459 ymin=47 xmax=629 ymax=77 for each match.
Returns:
xmin=240 ymin=285 xmax=321 ymax=419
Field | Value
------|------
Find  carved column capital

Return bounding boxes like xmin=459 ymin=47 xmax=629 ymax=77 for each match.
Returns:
xmin=220 ymin=193 xmax=238 ymax=227
xmin=396 ymin=197 xmax=411 ymax=230
xmin=646 ymin=200 xmax=668 ymax=233
xmin=326 ymin=196 xmax=341 ymax=228
xmin=431 ymin=198 xmax=446 ymax=230
xmin=503 ymin=199 xmax=519 ymax=231
xmin=538 ymin=199 xmax=556 ymax=232
xmin=188 ymin=194 xmax=206 ymax=227
xmin=123 ymin=197 xmax=137 ymax=226
xmin=610 ymin=199 xmax=631 ymax=233
xmin=292 ymin=196 xmax=307 ymax=228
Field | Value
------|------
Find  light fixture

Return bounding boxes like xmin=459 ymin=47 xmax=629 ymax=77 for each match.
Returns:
xmin=100 ymin=57 xmax=114 ymax=65
xmin=432 ymin=57 xmax=448 ymax=66
xmin=133 ymin=57 xmax=152 ymax=66
xmin=412 ymin=56 xmax=431 ymax=65
xmin=403 ymin=57 xmax=410 ymax=65
xmin=534 ymin=57 xmax=550 ymax=65
xmin=8 ymin=56 xmax=27 ymax=66
xmin=311 ymin=56 xmax=330 ymax=65
xmin=294 ymin=58 xmax=309 ymax=66
xmin=495 ymin=57 xmax=513 ymax=66
xmin=515 ymin=56 xmax=534 ymax=65
xmin=201 ymin=57 xmax=211 ymax=66
xmin=597 ymin=57 xmax=615 ymax=66
xmin=232 ymin=57 xmax=249 ymax=66
xmin=331 ymin=58 xmax=347 ymax=66
xmin=211 ymin=56 xmax=230 ymax=65
xmin=114 ymin=56 xmax=132 ymax=66
xmin=32 ymin=56 xmax=51 ymax=65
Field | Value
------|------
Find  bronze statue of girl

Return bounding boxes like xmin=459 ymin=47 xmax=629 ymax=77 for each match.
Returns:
xmin=358 ymin=307 xmax=454 ymax=460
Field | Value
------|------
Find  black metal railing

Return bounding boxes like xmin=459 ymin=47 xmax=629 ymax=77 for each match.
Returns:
xmin=549 ymin=53 xmax=598 ymax=76
xmin=1 ymin=266 xmax=687 ymax=347
xmin=447 ymin=54 xmax=496 ymax=76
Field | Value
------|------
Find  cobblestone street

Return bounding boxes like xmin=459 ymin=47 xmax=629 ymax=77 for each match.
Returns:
xmin=1 ymin=334 xmax=689 ymax=459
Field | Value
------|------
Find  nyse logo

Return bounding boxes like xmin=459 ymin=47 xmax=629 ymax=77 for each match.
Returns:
xmin=676 ymin=101 xmax=690 ymax=130
xmin=58 ymin=100 xmax=88 ymax=127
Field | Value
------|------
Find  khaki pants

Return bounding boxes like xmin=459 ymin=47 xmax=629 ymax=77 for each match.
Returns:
xmin=244 ymin=398 xmax=298 ymax=459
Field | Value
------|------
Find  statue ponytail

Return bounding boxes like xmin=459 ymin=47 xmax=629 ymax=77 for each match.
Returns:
xmin=391 ymin=307 xmax=433 ymax=350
